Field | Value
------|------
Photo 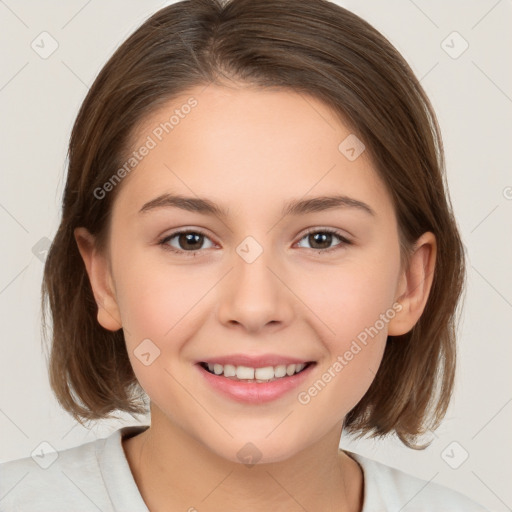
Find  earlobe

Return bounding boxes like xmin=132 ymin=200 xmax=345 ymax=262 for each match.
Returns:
xmin=74 ymin=227 xmax=123 ymax=331
xmin=388 ymin=232 xmax=437 ymax=336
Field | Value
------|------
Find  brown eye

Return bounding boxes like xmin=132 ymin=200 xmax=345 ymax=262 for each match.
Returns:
xmin=159 ymin=230 xmax=215 ymax=254
xmin=307 ymin=232 xmax=334 ymax=250
xmin=175 ymin=232 xmax=204 ymax=251
xmin=296 ymin=229 xmax=351 ymax=253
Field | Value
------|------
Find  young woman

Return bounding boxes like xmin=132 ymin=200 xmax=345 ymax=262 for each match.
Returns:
xmin=0 ymin=0 xmax=488 ymax=510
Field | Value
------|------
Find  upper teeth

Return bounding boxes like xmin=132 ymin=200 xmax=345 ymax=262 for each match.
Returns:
xmin=206 ymin=363 xmax=307 ymax=380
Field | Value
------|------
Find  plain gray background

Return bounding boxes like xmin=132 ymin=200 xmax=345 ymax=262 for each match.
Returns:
xmin=0 ymin=0 xmax=511 ymax=510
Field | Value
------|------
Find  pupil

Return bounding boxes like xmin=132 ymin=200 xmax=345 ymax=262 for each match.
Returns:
xmin=181 ymin=233 xmax=203 ymax=250
xmin=310 ymin=232 xmax=331 ymax=249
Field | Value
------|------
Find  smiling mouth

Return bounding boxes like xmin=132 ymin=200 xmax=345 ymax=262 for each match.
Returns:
xmin=199 ymin=361 xmax=315 ymax=383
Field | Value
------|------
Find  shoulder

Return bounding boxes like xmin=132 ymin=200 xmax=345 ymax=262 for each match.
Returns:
xmin=345 ymin=450 xmax=489 ymax=512
xmin=0 ymin=432 xmax=112 ymax=512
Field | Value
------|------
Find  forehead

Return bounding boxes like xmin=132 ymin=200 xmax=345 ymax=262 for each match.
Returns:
xmin=112 ymin=84 xmax=393 ymax=221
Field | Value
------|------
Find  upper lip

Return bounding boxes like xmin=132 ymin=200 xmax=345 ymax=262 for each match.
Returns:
xmin=197 ymin=354 xmax=315 ymax=368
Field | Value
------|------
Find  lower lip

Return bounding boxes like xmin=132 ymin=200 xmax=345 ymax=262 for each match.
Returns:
xmin=196 ymin=363 xmax=315 ymax=404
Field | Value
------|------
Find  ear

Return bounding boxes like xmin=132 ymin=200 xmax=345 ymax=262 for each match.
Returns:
xmin=74 ymin=227 xmax=122 ymax=331
xmin=388 ymin=232 xmax=437 ymax=336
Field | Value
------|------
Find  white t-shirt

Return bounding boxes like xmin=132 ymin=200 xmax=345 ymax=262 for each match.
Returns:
xmin=0 ymin=425 xmax=488 ymax=511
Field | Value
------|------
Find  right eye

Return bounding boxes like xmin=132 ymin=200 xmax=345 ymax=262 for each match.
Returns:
xmin=158 ymin=230 xmax=216 ymax=256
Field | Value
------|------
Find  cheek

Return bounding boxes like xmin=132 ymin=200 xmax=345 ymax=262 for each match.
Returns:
xmin=304 ymin=252 xmax=400 ymax=346
xmin=114 ymin=252 xmax=214 ymax=342
xmin=295 ymin=285 xmax=391 ymax=427
xmin=114 ymin=255 xmax=218 ymax=396
xmin=115 ymin=260 xmax=202 ymax=417
xmin=294 ymin=251 xmax=400 ymax=413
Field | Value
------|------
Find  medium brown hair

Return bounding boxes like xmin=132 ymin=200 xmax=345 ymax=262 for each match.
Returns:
xmin=42 ymin=0 xmax=465 ymax=449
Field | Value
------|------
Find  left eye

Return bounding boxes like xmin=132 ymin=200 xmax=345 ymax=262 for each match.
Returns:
xmin=295 ymin=228 xmax=351 ymax=252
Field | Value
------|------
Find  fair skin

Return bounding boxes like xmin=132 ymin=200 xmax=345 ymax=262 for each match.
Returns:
xmin=75 ymin=84 xmax=436 ymax=511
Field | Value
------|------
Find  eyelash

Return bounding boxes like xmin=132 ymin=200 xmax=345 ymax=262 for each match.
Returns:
xmin=158 ymin=228 xmax=352 ymax=257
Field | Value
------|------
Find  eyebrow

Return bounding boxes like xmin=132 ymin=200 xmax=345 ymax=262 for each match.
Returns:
xmin=138 ymin=193 xmax=376 ymax=217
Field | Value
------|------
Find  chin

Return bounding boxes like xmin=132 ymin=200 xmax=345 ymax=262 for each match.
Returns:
xmin=209 ymin=432 xmax=310 ymax=467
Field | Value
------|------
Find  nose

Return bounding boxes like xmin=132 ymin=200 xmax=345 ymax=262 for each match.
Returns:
xmin=216 ymin=247 xmax=295 ymax=333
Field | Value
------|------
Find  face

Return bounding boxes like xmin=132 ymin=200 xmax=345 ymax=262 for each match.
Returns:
xmin=82 ymin=84 xmax=411 ymax=464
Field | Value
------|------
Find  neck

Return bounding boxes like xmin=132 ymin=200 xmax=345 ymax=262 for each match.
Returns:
xmin=123 ymin=407 xmax=364 ymax=512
